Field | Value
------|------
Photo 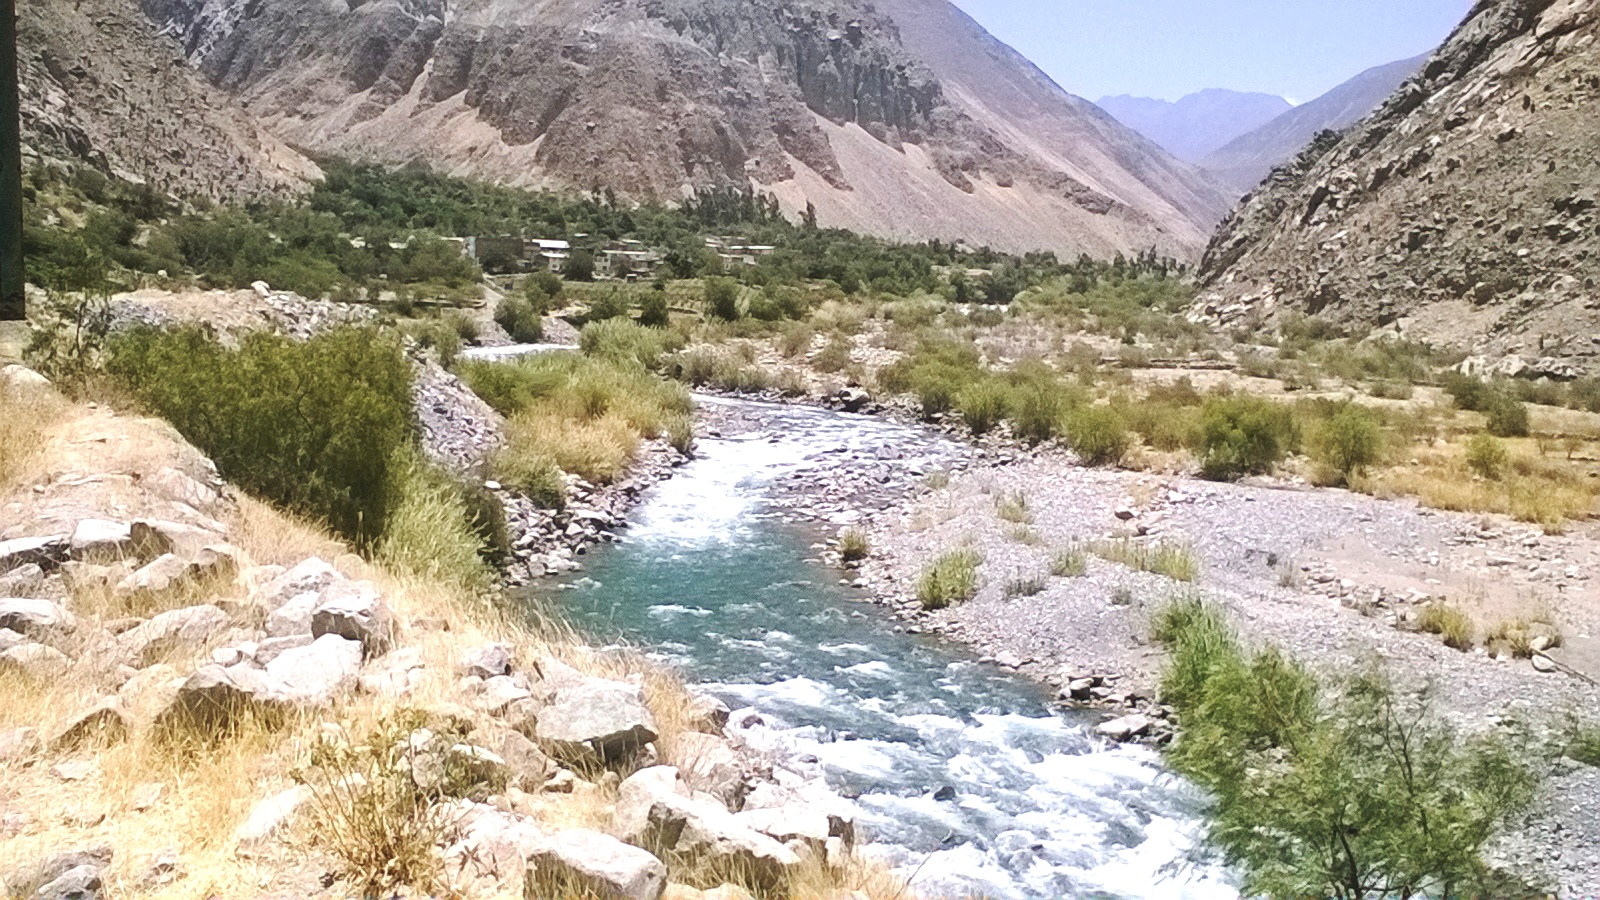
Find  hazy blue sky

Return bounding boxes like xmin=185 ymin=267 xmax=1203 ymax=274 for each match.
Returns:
xmin=949 ymin=0 xmax=1473 ymax=103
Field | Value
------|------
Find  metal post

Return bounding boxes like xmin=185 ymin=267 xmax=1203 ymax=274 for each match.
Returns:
xmin=0 ymin=0 xmax=24 ymax=320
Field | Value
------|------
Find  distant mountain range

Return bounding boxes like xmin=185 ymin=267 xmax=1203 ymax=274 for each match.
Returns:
xmin=1200 ymin=55 xmax=1429 ymax=193
xmin=1096 ymin=90 xmax=1292 ymax=163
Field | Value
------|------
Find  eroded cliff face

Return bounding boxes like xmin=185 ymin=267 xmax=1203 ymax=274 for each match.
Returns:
xmin=18 ymin=0 xmax=318 ymax=201
xmin=1195 ymin=0 xmax=1600 ymax=371
xmin=136 ymin=0 xmax=1232 ymax=258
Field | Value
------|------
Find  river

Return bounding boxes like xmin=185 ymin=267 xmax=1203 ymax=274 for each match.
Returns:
xmin=527 ymin=394 xmax=1236 ymax=899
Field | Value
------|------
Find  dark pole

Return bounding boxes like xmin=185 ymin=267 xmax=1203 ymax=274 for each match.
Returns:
xmin=0 ymin=0 xmax=24 ymax=320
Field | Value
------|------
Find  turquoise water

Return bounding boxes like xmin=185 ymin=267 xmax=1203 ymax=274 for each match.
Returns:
xmin=533 ymin=397 xmax=1234 ymax=899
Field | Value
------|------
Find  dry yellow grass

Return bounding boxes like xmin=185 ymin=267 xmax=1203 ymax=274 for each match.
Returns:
xmin=1357 ymin=437 xmax=1599 ymax=532
xmin=0 ymin=383 xmax=68 ymax=491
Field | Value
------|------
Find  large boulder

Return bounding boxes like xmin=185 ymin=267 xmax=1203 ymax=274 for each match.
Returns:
xmin=1 ymin=845 xmax=112 ymax=900
xmin=0 ymin=535 xmax=69 ymax=573
xmin=68 ymin=520 xmax=135 ymax=564
xmin=310 ymin=580 xmax=394 ymax=658
xmin=357 ymin=646 xmax=424 ymax=698
xmin=529 ymin=829 xmax=667 ymax=900
xmin=614 ymin=767 xmax=799 ymax=887
xmin=0 ymin=364 xmax=51 ymax=391
xmin=0 ymin=642 xmax=72 ymax=678
xmin=154 ymin=665 xmax=284 ymax=734
xmin=261 ymin=635 xmax=362 ymax=704
xmin=461 ymin=642 xmax=514 ymax=679
xmin=128 ymin=520 xmax=223 ymax=562
xmin=440 ymin=803 xmax=545 ymax=892
xmin=668 ymin=733 xmax=748 ymax=807
xmin=115 ymin=605 xmax=231 ymax=667
xmin=256 ymin=558 xmax=340 ymax=612
xmin=50 ymin=697 xmax=130 ymax=751
xmin=535 ymin=679 xmax=658 ymax=763
xmin=234 ymin=786 xmax=309 ymax=854
xmin=0 ymin=563 xmax=45 ymax=596
xmin=0 ymin=598 xmax=77 ymax=640
xmin=263 ymin=592 xmax=318 ymax=638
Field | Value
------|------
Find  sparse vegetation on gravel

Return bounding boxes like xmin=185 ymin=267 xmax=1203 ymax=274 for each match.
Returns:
xmin=917 ymin=549 xmax=983 ymax=610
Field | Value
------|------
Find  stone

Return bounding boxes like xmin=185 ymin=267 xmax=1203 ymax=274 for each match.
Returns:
xmin=50 ymin=697 xmax=129 ymax=750
xmin=471 ymin=726 xmax=550 ymax=792
xmin=0 ymin=598 xmax=77 ymax=639
xmin=310 ymin=580 xmax=395 ymax=658
xmin=0 ymin=563 xmax=45 ymax=596
xmin=1532 ymin=653 xmax=1559 ymax=673
xmin=529 ymin=829 xmax=667 ymax=900
xmin=256 ymin=558 xmax=340 ymax=612
xmin=155 ymin=665 xmax=283 ymax=733
xmin=0 ymin=726 xmax=40 ymax=762
xmin=114 ymin=554 xmax=191 ymax=597
xmin=477 ymin=675 xmax=534 ymax=714
xmin=441 ymin=804 xmax=544 ymax=889
xmin=358 ymin=646 xmax=424 ymax=698
xmin=0 ymin=535 xmax=69 ymax=573
xmin=685 ymin=693 xmax=731 ymax=734
xmin=0 ymin=364 xmax=51 ymax=391
xmin=128 ymin=520 xmax=219 ymax=562
xmin=0 ymin=643 xmax=72 ymax=677
xmin=2 ymin=846 xmax=112 ymax=900
xmin=264 ymin=591 xmax=318 ymax=638
xmin=0 ymin=627 xmax=24 ymax=652
xmin=262 ymin=635 xmax=362 ymax=704
xmin=536 ymin=679 xmax=659 ymax=763
xmin=1095 ymin=714 xmax=1152 ymax=742
xmin=461 ymin=642 xmax=514 ymax=679
xmin=50 ymin=759 xmax=96 ymax=781
xmin=68 ymin=520 xmax=135 ymax=564
xmin=254 ymin=634 xmax=313 ymax=664
xmin=234 ymin=786 xmax=308 ymax=852
xmin=669 ymin=733 xmax=747 ymax=806
xmin=734 ymin=805 xmax=852 ymax=858
xmin=1114 ymin=505 xmax=1138 ymax=521
xmin=130 ymin=782 xmax=165 ymax=812
xmin=615 ymin=767 xmax=800 ymax=885
xmin=117 ymin=664 xmax=182 ymax=725
xmin=116 ymin=604 xmax=231 ymax=667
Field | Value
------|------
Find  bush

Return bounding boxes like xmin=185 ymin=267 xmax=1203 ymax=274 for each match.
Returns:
xmin=493 ymin=295 xmax=544 ymax=344
xmin=917 ymin=549 xmax=982 ymax=610
xmin=586 ymin=288 xmax=630 ymax=323
xmin=1311 ymin=404 xmax=1383 ymax=484
xmin=107 ymin=326 xmax=414 ymax=546
xmin=1199 ymin=396 xmax=1297 ymax=481
xmin=527 ymin=270 xmax=564 ymax=300
xmin=1008 ymin=384 xmax=1067 ymax=445
xmin=1003 ymin=573 xmax=1047 ymax=599
xmin=375 ymin=454 xmax=499 ymax=592
xmin=564 ymin=251 xmax=595 ymax=282
xmin=838 ymin=527 xmax=870 ymax=563
xmin=1416 ymin=603 xmax=1475 ymax=650
xmin=1466 ymin=434 xmax=1508 ymax=480
xmin=956 ymin=380 xmax=1010 ymax=435
xmin=639 ymin=291 xmax=671 ymax=328
xmin=1153 ymin=597 xmax=1540 ymax=900
xmin=1443 ymin=372 xmax=1491 ymax=411
xmin=1484 ymin=393 xmax=1530 ymax=437
xmin=705 ymin=277 xmax=742 ymax=321
xmin=580 ymin=319 xmax=679 ymax=370
xmin=1065 ymin=406 xmax=1130 ymax=466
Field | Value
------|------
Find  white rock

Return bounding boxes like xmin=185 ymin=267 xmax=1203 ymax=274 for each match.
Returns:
xmin=256 ymin=558 xmax=340 ymax=613
xmin=310 ymin=580 xmax=394 ymax=658
xmin=0 ymin=598 xmax=76 ymax=639
xmin=234 ymin=786 xmax=308 ymax=852
xmin=1094 ymin=714 xmax=1152 ymax=742
xmin=529 ymin=829 xmax=667 ymax=900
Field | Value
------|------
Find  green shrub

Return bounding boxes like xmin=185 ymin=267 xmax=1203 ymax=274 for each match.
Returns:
xmin=917 ymin=549 xmax=982 ymax=610
xmin=580 ymin=319 xmax=679 ymax=370
xmin=1311 ymin=404 xmax=1383 ymax=484
xmin=956 ymin=380 xmax=1010 ymax=435
xmin=1484 ymin=393 xmax=1530 ymax=437
xmin=1466 ymin=434 xmax=1508 ymax=480
xmin=1003 ymin=573 xmax=1047 ymax=599
xmin=1199 ymin=396 xmax=1298 ymax=481
xmin=1065 ymin=406 xmax=1130 ymax=466
xmin=639 ymin=291 xmax=671 ymax=328
xmin=1443 ymin=372 xmax=1492 ymax=411
xmin=1008 ymin=384 xmax=1067 ymax=444
xmin=1152 ymin=596 xmax=1539 ymax=900
xmin=489 ymin=450 xmax=567 ymax=510
xmin=586 ymin=289 xmax=629 ymax=323
xmin=493 ymin=295 xmax=544 ymax=344
xmin=107 ymin=326 xmax=414 ymax=546
xmin=1050 ymin=546 xmax=1088 ymax=577
xmin=705 ymin=277 xmax=742 ymax=321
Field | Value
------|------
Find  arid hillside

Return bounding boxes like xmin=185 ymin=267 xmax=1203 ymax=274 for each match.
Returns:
xmin=132 ymin=0 xmax=1233 ymax=258
xmin=16 ymin=0 xmax=318 ymax=201
xmin=1195 ymin=0 xmax=1600 ymax=374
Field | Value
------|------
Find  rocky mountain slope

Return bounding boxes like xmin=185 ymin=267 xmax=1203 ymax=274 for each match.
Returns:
xmin=1194 ymin=0 xmax=1600 ymax=373
xmin=1097 ymin=89 xmax=1292 ymax=164
xmin=17 ymin=0 xmax=317 ymax=201
xmin=133 ymin=0 xmax=1233 ymax=258
xmin=1200 ymin=55 xmax=1428 ymax=193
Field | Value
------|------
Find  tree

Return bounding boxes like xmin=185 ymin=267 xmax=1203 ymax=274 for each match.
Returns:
xmin=1312 ymin=404 xmax=1383 ymax=484
xmin=564 ymin=250 xmax=595 ymax=282
xmin=704 ymin=276 xmax=741 ymax=321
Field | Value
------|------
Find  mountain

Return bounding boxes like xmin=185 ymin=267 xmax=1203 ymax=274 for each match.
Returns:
xmin=133 ymin=0 xmax=1234 ymax=259
xmin=1194 ymin=0 xmax=1600 ymax=374
xmin=16 ymin=0 xmax=317 ymax=201
xmin=1096 ymin=90 xmax=1292 ymax=163
xmin=1200 ymin=55 xmax=1428 ymax=193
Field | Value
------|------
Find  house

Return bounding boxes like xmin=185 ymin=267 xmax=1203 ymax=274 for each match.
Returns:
xmin=526 ymin=239 xmax=572 ymax=273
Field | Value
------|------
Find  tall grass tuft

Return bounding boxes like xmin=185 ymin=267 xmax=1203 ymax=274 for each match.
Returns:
xmin=917 ymin=549 xmax=982 ymax=610
xmin=1050 ymin=545 xmax=1089 ymax=577
xmin=375 ymin=454 xmax=498 ymax=593
xmin=1416 ymin=603 xmax=1476 ymax=651
xmin=1093 ymin=538 xmax=1200 ymax=582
